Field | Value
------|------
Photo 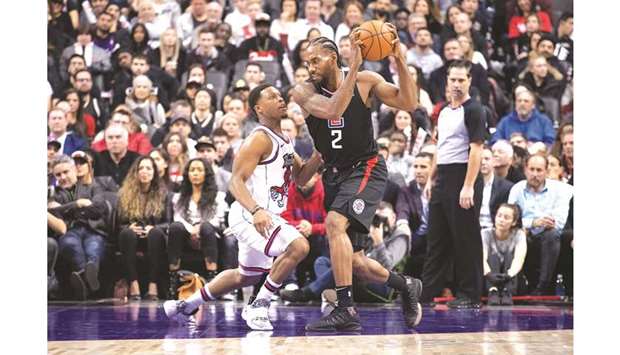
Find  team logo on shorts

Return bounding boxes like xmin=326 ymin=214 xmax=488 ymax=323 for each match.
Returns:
xmin=352 ymin=199 xmax=365 ymax=215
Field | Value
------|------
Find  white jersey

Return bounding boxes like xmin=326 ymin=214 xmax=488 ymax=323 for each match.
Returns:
xmin=231 ymin=126 xmax=295 ymax=216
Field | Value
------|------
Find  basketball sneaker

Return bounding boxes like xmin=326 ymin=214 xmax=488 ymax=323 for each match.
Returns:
xmin=400 ymin=276 xmax=423 ymax=328
xmin=305 ymin=306 xmax=361 ymax=332
xmin=242 ymin=298 xmax=273 ymax=331
xmin=163 ymin=300 xmax=197 ymax=326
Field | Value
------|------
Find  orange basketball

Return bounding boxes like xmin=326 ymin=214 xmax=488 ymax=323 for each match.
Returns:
xmin=357 ymin=20 xmax=396 ymax=61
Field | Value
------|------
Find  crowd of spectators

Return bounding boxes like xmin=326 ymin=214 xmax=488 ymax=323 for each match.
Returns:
xmin=47 ymin=0 xmax=574 ymax=304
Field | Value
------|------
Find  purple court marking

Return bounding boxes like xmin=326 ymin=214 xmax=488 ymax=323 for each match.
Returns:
xmin=48 ymin=302 xmax=573 ymax=341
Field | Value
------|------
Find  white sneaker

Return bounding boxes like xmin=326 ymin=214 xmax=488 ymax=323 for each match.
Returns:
xmin=163 ymin=300 xmax=197 ymax=326
xmin=242 ymin=298 xmax=273 ymax=331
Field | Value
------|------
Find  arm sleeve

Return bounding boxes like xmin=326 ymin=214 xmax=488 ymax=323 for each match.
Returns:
xmin=464 ymin=102 xmax=486 ymax=143
xmin=507 ymin=230 xmax=528 ymax=277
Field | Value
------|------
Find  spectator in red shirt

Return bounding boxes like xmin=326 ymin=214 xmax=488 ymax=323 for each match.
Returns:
xmin=508 ymin=0 xmax=552 ymax=39
xmin=91 ymin=106 xmax=152 ymax=155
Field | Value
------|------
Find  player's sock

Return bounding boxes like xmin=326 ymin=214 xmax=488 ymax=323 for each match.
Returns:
xmin=386 ymin=271 xmax=407 ymax=292
xmin=185 ymin=284 xmax=216 ymax=310
xmin=335 ymin=285 xmax=353 ymax=308
xmin=255 ymin=275 xmax=282 ymax=301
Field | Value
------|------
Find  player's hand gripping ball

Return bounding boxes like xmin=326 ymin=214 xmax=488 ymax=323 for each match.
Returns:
xmin=357 ymin=20 xmax=398 ymax=61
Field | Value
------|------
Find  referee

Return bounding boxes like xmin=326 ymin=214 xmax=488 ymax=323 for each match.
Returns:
xmin=420 ymin=60 xmax=485 ymax=308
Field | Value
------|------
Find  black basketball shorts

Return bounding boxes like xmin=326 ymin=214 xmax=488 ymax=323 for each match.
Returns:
xmin=322 ymin=155 xmax=388 ymax=243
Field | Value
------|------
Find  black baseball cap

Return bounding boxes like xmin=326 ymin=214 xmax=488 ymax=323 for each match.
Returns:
xmin=195 ymin=136 xmax=215 ymax=150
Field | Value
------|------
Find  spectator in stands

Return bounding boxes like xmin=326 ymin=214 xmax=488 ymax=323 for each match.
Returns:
xmin=482 ymin=203 xmax=527 ymax=305
xmin=73 ymin=69 xmax=109 ymax=131
xmin=93 ymin=125 xmax=140 ymax=185
xmin=128 ymin=23 xmax=152 ymax=56
xmin=124 ymin=75 xmax=166 ymax=136
xmin=117 ymin=156 xmax=172 ymax=301
xmin=428 ymin=38 xmax=490 ymax=105
xmin=168 ymin=158 xmax=220 ymax=295
xmin=509 ymin=132 xmax=528 ymax=150
xmin=281 ymin=117 xmax=314 ymax=160
xmin=293 ymin=66 xmax=310 ymax=85
xmin=334 ymin=1 xmax=365 ymax=50
xmin=438 ymin=5 xmax=463 ymax=49
xmin=204 ymin=0 xmax=225 ymax=32
xmin=104 ymin=2 xmax=130 ymax=32
xmin=149 ymin=147 xmax=175 ymax=192
xmin=270 ymin=0 xmax=298 ymax=51
xmin=92 ymin=11 xmax=129 ymax=54
xmin=187 ymin=28 xmax=230 ymax=72
xmin=458 ymin=0 xmax=487 ymax=36
xmin=113 ymin=54 xmax=178 ymax=111
xmin=457 ymin=34 xmax=487 ymax=70
xmin=555 ymin=12 xmax=573 ymax=66
xmin=368 ymin=0 xmax=395 ymax=23
xmin=60 ymin=25 xmax=112 ymax=85
xmin=62 ymin=89 xmax=96 ymax=139
xmin=321 ymin=0 xmax=343 ymax=31
xmin=219 ymin=113 xmax=244 ymax=152
xmin=236 ymin=14 xmax=285 ymax=64
xmin=451 ymin=13 xmax=485 ymax=54
xmin=213 ymin=22 xmax=236 ymax=65
xmin=194 ymin=136 xmax=231 ymax=193
xmin=131 ymin=0 xmax=169 ymax=48
xmin=79 ymin=0 xmax=109 ymax=27
xmin=393 ymin=8 xmax=411 ymax=40
xmin=212 ymin=128 xmax=234 ymax=172
xmin=162 ymin=131 xmax=190 ymax=185
xmin=491 ymin=88 xmax=555 ymax=147
xmin=519 ymin=32 xmax=567 ymax=79
xmin=59 ymin=54 xmax=87 ymax=92
xmin=508 ymin=154 xmax=573 ymax=295
xmin=292 ymin=39 xmax=311 ymax=68
xmin=225 ymin=0 xmax=253 ymax=46
xmin=479 ymin=147 xmax=514 ymax=230
xmin=91 ymin=107 xmax=153 ymax=156
xmin=289 ymin=0 xmax=335 ymax=52
xmin=50 ymin=155 xmax=107 ymax=300
xmin=48 ymin=108 xmax=87 ymax=156
xmin=402 ymin=13 xmax=428 ymax=48
xmin=178 ymin=0 xmax=210 ymax=49
xmin=492 ymin=140 xmax=525 ymax=184
xmin=386 ymin=130 xmax=414 ymax=185
xmin=520 ymin=54 xmax=565 ymax=103
xmin=508 ymin=0 xmax=552 ymax=40
xmin=72 ymin=150 xmax=118 ymax=192
xmin=148 ymin=27 xmax=187 ymax=81
xmin=396 ymin=152 xmax=433 ymax=280
xmin=412 ymin=0 xmax=443 ymax=35
xmin=406 ymin=28 xmax=443 ymax=80
xmin=560 ymin=131 xmax=573 ymax=182
xmin=242 ymin=62 xmax=266 ymax=91
xmin=546 ymin=154 xmax=566 ymax=182
xmin=512 ymin=14 xmax=541 ymax=61
xmin=190 ymin=88 xmax=217 ymax=139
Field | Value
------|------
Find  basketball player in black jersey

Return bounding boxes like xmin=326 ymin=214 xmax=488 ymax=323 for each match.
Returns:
xmin=292 ymin=27 xmax=424 ymax=331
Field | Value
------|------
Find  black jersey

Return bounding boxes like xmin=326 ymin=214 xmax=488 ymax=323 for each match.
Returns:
xmin=305 ymin=70 xmax=377 ymax=169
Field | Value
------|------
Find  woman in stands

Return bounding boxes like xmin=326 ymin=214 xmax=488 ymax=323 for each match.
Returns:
xmin=162 ymin=132 xmax=189 ymax=186
xmin=117 ymin=156 xmax=172 ymax=301
xmin=167 ymin=158 xmax=219 ymax=298
xmin=149 ymin=27 xmax=187 ymax=81
xmin=481 ymin=203 xmax=527 ymax=306
xmin=63 ymin=89 xmax=96 ymax=139
xmin=149 ymin=147 xmax=177 ymax=192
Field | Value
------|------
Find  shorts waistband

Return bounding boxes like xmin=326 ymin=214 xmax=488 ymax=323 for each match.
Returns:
xmin=325 ymin=155 xmax=379 ymax=174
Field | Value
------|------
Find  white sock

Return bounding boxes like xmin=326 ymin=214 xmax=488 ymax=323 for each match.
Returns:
xmin=185 ymin=284 xmax=215 ymax=310
xmin=255 ymin=275 xmax=282 ymax=301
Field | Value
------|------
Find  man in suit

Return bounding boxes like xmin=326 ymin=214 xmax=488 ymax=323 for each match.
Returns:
xmin=479 ymin=147 xmax=514 ymax=229
xmin=395 ymin=152 xmax=433 ymax=279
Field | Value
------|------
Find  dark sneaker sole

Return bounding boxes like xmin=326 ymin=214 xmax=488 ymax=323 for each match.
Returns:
xmin=305 ymin=322 xmax=362 ymax=332
xmin=70 ymin=272 xmax=87 ymax=301
xmin=85 ymin=262 xmax=100 ymax=291
xmin=403 ymin=278 xmax=423 ymax=328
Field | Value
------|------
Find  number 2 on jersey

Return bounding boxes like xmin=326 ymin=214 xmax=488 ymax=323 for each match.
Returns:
xmin=331 ymin=130 xmax=343 ymax=149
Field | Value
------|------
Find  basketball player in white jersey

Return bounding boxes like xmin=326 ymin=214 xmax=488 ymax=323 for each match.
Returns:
xmin=164 ymin=84 xmax=323 ymax=331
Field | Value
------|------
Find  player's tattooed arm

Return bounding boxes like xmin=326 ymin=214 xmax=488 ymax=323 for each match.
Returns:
xmin=229 ymin=131 xmax=273 ymax=213
xmin=292 ymin=79 xmax=356 ymax=121
xmin=292 ymin=150 xmax=323 ymax=187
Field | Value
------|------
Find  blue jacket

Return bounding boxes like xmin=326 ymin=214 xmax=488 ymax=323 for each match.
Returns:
xmin=62 ymin=133 xmax=87 ymax=156
xmin=491 ymin=109 xmax=555 ymax=146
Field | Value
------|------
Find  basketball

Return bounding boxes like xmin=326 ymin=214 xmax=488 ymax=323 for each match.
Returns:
xmin=357 ymin=20 xmax=396 ymax=61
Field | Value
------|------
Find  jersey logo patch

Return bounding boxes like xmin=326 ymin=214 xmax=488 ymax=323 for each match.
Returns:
xmin=352 ymin=199 xmax=365 ymax=215
xmin=327 ymin=117 xmax=344 ymax=129
xmin=269 ymin=153 xmax=294 ymax=208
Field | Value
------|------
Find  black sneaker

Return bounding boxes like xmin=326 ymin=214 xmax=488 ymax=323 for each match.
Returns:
xmin=280 ymin=287 xmax=317 ymax=303
xmin=400 ymin=276 xmax=423 ymax=328
xmin=487 ymin=289 xmax=500 ymax=306
xmin=447 ymin=297 xmax=481 ymax=309
xmin=70 ymin=271 xmax=87 ymax=301
xmin=84 ymin=261 xmax=100 ymax=291
xmin=305 ymin=306 xmax=362 ymax=332
xmin=501 ymin=287 xmax=513 ymax=305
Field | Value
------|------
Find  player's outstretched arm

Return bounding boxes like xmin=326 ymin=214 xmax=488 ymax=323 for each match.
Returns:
xmin=229 ymin=132 xmax=272 ymax=212
xmin=291 ymin=29 xmax=364 ymax=120
xmin=362 ymin=23 xmax=417 ymax=111
xmin=292 ymin=150 xmax=323 ymax=187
